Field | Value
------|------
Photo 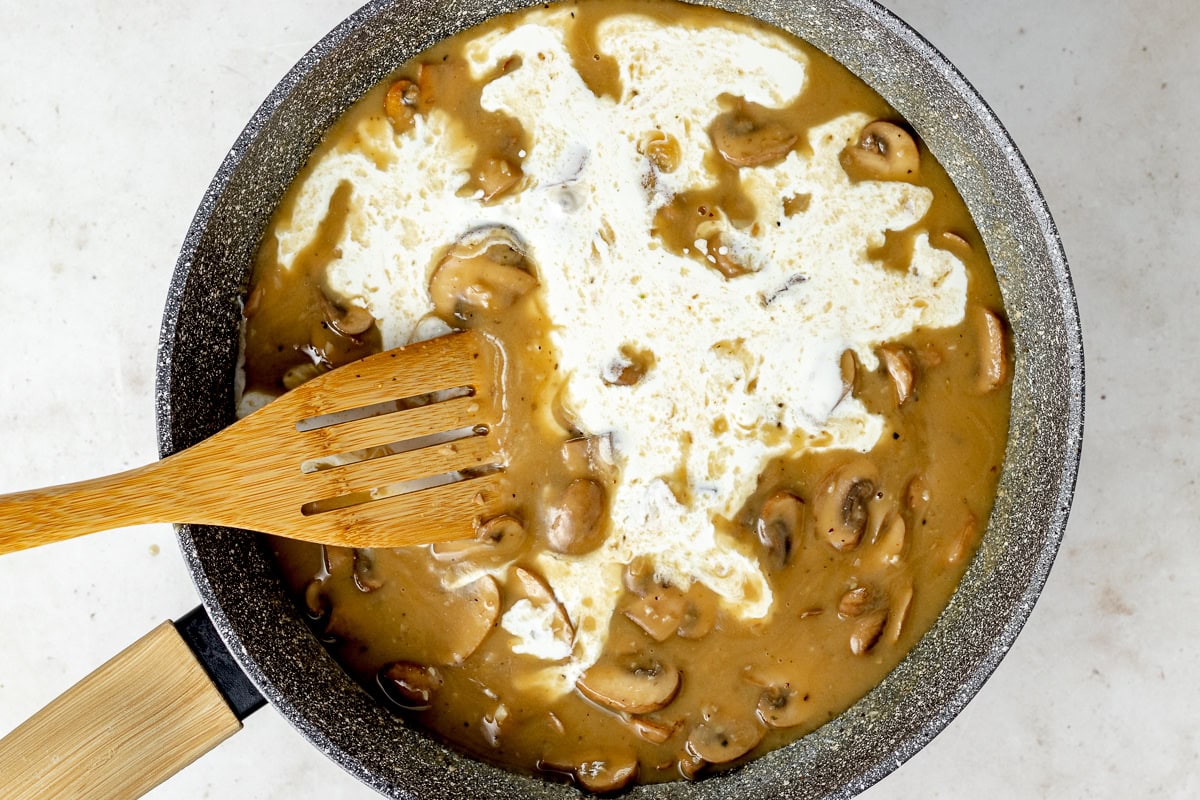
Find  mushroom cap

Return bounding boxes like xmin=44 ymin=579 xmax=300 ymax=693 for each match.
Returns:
xmin=576 ymin=654 xmax=682 ymax=715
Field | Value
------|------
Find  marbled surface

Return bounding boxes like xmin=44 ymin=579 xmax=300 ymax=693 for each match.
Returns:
xmin=0 ymin=0 xmax=1194 ymax=797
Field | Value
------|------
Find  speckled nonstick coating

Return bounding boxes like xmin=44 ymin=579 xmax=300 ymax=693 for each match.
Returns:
xmin=155 ymin=0 xmax=1084 ymax=797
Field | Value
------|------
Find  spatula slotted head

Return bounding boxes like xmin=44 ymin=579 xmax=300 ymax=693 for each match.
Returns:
xmin=222 ymin=330 xmax=506 ymax=549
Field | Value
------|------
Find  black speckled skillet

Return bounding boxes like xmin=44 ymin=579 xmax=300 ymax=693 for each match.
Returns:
xmin=9 ymin=0 xmax=1086 ymax=797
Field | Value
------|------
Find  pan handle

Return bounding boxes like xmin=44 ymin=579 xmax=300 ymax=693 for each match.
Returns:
xmin=0 ymin=606 xmax=265 ymax=799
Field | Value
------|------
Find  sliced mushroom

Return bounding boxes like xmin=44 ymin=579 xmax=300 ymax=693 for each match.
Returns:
xmin=755 ymin=491 xmax=805 ymax=570
xmin=243 ymin=283 xmax=264 ymax=318
xmin=444 ymin=575 xmax=502 ymax=664
xmin=427 ymin=227 xmax=537 ymax=322
xmin=378 ymin=661 xmax=442 ymax=711
xmin=887 ymin=580 xmax=914 ymax=643
xmin=546 ymin=478 xmax=607 ymax=555
xmin=623 ymin=585 xmax=688 ymax=643
xmin=302 ymin=579 xmax=328 ymax=621
xmin=838 ymin=349 xmax=858 ymax=403
xmin=849 ymin=608 xmax=888 ymax=656
xmin=838 ymin=585 xmax=873 ymax=619
xmin=755 ymin=684 xmax=811 ymax=729
xmin=676 ymin=588 xmax=718 ymax=640
xmin=282 ymin=362 xmax=322 ymax=390
xmin=560 ymin=433 xmax=615 ymax=478
xmin=509 ymin=567 xmax=575 ymax=651
xmin=475 ymin=156 xmax=521 ymax=202
xmin=906 ymin=474 xmax=931 ymax=516
xmin=841 ymin=120 xmax=920 ymax=181
xmin=352 ymin=549 xmax=383 ymax=592
xmin=947 ymin=509 xmax=978 ymax=565
xmin=711 ymin=111 xmax=797 ymax=168
xmin=577 ymin=654 xmax=682 ymax=715
xmin=937 ymin=230 xmax=972 ymax=255
xmin=976 ymin=306 xmax=1009 ymax=392
xmin=623 ymin=556 xmax=660 ymax=597
xmin=676 ymin=749 xmax=706 ymax=780
xmin=625 ymin=714 xmax=680 ymax=745
xmin=813 ymin=460 xmax=880 ymax=551
xmin=574 ymin=752 xmax=639 ymax=794
xmin=480 ymin=703 xmax=510 ymax=749
xmin=318 ymin=292 xmax=375 ymax=337
xmin=879 ymin=344 xmax=917 ymax=406
xmin=322 ymin=544 xmax=354 ymax=576
xmin=430 ymin=514 xmax=527 ymax=564
xmin=873 ymin=512 xmax=906 ymax=565
xmin=384 ymin=78 xmax=419 ymax=131
xmin=685 ymin=713 xmax=764 ymax=764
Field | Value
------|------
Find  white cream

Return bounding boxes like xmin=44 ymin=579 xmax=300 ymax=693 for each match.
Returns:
xmin=263 ymin=9 xmax=967 ymax=696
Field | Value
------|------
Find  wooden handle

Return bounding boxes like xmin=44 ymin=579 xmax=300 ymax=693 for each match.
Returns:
xmin=0 ymin=460 xmax=180 ymax=555
xmin=0 ymin=621 xmax=242 ymax=799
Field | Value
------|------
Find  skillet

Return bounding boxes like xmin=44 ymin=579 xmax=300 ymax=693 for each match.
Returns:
xmin=0 ymin=0 xmax=1083 ymax=797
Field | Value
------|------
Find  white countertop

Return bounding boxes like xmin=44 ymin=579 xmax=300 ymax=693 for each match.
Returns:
xmin=0 ymin=1 xmax=1194 ymax=797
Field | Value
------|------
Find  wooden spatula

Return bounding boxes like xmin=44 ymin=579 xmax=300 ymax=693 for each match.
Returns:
xmin=0 ymin=330 xmax=506 ymax=555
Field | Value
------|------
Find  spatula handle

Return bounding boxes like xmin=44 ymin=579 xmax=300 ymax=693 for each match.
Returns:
xmin=0 ymin=620 xmax=242 ymax=799
xmin=0 ymin=460 xmax=177 ymax=555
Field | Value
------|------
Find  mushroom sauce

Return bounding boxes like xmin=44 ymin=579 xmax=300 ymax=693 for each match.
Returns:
xmin=239 ymin=0 xmax=1011 ymax=791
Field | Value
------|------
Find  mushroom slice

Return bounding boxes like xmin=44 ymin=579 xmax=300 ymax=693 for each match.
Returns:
xmin=352 ymin=549 xmax=384 ymax=592
xmin=318 ymin=292 xmax=375 ymax=337
xmin=577 ymin=654 xmax=682 ymax=715
xmin=849 ymin=608 xmax=889 ymax=656
xmin=838 ymin=349 xmax=858 ymax=403
xmin=625 ymin=714 xmax=680 ymax=745
xmin=756 ymin=491 xmax=806 ymax=570
xmin=887 ymin=580 xmax=914 ymax=643
xmin=282 ymin=362 xmax=322 ymax=391
xmin=947 ymin=509 xmax=978 ymax=565
xmin=686 ymin=713 xmax=764 ymax=764
xmin=430 ymin=514 xmax=526 ymax=564
xmin=574 ymin=752 xmax=639 ymax=794
xmin=322 ymin=544 xmax=354 ymax=576
xmin=378 ymin=661 xmax=443 ymax=711
xmin=841 ymin=120 xmax=920 ymax=181
xmin=976 ymin=306 xmax=1009 ymax=392
xmin=676 ymin=749 xmax=706 ymax=780
xmin=755 ymin=684 xmax=811 ymax=729
xmin=676 ymin=587 xmax=718 ymax=640
xmin=546 ymin=478 xmax=608 ymax=555
xmin=837 ymin=585 xmax=873 ymax=619
xmin=813 ymin=460 xmax=880 ymax=552
xmin=302 ymin=579 xmax=328 ymax=621
xmin=444 ymin=575 xmax=502 ymax=664
xmin=906 ymin=474 xmax=931 ymax=516
xmin=623 ymin=556 xmax=661 ymax=597
xmin=475 ymin=156 xmax=521 ymax=202
xmin=879 ymin=344 xmax=917 ymax=406
xmin=560 ymin=433 xmax=615 ymax=479
xmin=873 ymin=512 xmax=907 ymax=565
xmin=384 ymin=78 xmax=419 ymax=131
xmin=623 ymin=585 xmax=688 ymax=643
xmin=427 ymin=227 xmax=537 ymax=322
xmin=711 ymin=111 xmax=797 ymax=168
xmin=509 ymin=566 xmax=575 ymax=649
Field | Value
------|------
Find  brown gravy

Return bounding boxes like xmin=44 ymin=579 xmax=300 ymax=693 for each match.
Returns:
xmin=242 ymin=0 xmax=1011 ymax=791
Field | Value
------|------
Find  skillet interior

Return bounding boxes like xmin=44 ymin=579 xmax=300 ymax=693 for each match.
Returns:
xmin=155 ymin=0 xmax=1084 ymax=797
